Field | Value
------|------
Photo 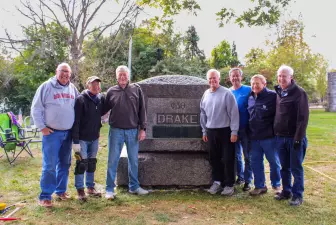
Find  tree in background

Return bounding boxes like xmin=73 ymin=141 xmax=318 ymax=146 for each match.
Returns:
xmin=0 ymin=23 xmax=70 ymax=113
xmin=243 ymin=19 xmax=329 ymax=101
xmin=230 ymin=41 xmax=240 ymax=67
xmin=183 ymin=26 xmax=205 ymax=61
xmin=216 ymin=0 xmax=292 ymax=27
xmin=210 ymin=40 xmax=233 ymax=69
xmin=0 ymin=0 xmax=202 ymax=87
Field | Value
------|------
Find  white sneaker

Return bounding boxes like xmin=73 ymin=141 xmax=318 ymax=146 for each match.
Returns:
xmin=207 ymin=182 xmax=222 ymax=195
xmin=221 ymin=186 xmax=234 ymax=196
xmin=105 ymin=192 xmax=116 ymax=200
xmin=129 ymin=187 xmax=149 ymax=195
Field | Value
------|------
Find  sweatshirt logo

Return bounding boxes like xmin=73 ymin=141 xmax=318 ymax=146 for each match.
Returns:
xmin=54 ymin=93 xmax=75 ymax=100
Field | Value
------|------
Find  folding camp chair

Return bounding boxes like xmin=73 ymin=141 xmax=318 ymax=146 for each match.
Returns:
xmin=0 ymin=113 xmax=34 ymax=165
xmin=22 ymin=116 xmax=42 ymax=143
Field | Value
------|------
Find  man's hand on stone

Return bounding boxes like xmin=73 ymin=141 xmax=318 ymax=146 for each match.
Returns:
xmin=202 ymin=135 xmax=208 ymax=142
xmin=230 ymin=134 xmax=238 ymax=143
xmin=41 ymin=127 xmax=53 ymax=136
xmin=138 ymin=129 xmax=146 ymax=141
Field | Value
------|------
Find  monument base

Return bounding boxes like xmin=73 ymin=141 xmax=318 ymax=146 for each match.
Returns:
xmin=116 ymin=153 xmax=212 ymax=187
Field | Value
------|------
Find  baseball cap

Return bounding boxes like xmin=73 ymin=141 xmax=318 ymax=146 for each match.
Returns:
xmin=86 ymin=76 xmax=101 ymax=85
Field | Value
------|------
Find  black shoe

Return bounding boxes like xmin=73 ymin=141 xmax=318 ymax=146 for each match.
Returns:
xmin=289 ymin=197 xmax=303 ymax=206
xmin=274 ymin=191 xmax=293 ymax=201
xmin=243 ymin=183 xmax=252 ymax=192
xmin=235 ymin=178 xmax=245 ymax=185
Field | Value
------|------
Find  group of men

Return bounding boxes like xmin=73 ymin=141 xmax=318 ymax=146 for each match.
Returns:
xmin=200 ymin=65 xmax=309 ymax=206
xmin=31 ymin=63 xmax=148 ymax=208
xmin=31 ymin=62 xmax=308 ymax=208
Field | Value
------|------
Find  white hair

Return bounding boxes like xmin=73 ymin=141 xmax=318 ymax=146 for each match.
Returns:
xmin=251 ymin=74 xmax=267 ymax=84
xmin=206 ymin=69 xmax=220 ymax=80
xmin=277 ymin=65 xmax=294 ymax=76
xmin=229 ymin=68 xmax=243 ymax=77
xmin=115 ymin=65 xmax=130 ymax=80
xmin=56 ymin=62 xmax=71 ymax=72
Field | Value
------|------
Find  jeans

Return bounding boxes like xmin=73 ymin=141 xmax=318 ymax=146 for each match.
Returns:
xmin=250 ymin=137 xmax=281 ymax=189
xmin=207 ymin=127 xmax=235 ymax=187
xmin=276 ymin=136 xmax=307 ymax=199
xmin=39 ymin=130 xmax=72 ymax=200
xmin=106 ymin=127 xmax=139 ymax=192
xmin=74 ymin=139 xmax=99 ymax=189
xmin=235 ymin=127 xmax=253 ymax=183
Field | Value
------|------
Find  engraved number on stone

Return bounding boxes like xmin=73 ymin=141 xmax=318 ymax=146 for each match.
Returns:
xmin=171 ymin=102 xmax=185 ymax=110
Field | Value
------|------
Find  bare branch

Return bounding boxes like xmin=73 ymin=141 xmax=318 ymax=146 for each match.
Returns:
xmin=59 ymin=0 xmax=75 ymax=30
xmin=83 ymin=0 xmax=107 ymax=31
xmin=4 ymin=29 xmax=25 ymax=58
xmin=39 ymin=0 xmax=64 ymax=29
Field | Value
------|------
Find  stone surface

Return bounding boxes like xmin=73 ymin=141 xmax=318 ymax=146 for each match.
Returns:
xmin=137 ymin=75 xmax=209 ymax=153
xmin=138 ymin=139 xmax=208 ymax=152
xmin=116 ymin=75 xmax=212 ymax=187
xmin=116 ymin=153 xmax=212 ymax=187
xmin=138 ymin=75 xmax=208 ymax=85
xmin=327 ymin=72 xmax=336 ymax=112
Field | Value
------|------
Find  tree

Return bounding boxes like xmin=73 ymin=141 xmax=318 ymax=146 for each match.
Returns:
xmin=230 ymin=41 xmax=240 ymax=67
xmin=243 ymin=19 xmax=329 ymax=99
xmin=183 ymin=26 xmax=205 ymax=60
xmin=210 ymin=40 xmax=232 ymax=69
xmin=216 ymin=0 xmax=292 ymax=27
xmin=0 ymin=0 xmax=200 ymax=86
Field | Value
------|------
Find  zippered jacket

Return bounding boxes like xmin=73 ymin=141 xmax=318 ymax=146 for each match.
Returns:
xmin=248 ymin=88 xmax=276 ymax=140
xmin=274 ymin=80 xmax=309 ymax=141
xmin=72 ymin=90 xmax=105 ymax=143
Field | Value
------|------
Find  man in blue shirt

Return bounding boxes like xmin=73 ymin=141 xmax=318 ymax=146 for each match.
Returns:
xmin=229 ymin=68 xmax=253 ymax=191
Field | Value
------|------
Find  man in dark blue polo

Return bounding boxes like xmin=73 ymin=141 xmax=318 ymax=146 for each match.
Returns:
xmin=247 ymin=74 xmax=281 ymax=196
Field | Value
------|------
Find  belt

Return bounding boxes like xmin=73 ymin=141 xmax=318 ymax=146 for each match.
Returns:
xmin=47 ymin=126 xmax=70 ymax=132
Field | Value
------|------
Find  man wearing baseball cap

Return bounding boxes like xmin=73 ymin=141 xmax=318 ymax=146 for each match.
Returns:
xmin=72 ymin=76 xmax=105 ymax=201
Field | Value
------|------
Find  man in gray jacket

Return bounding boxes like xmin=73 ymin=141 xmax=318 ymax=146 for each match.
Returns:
xmin=31 ymin=63 xmax=79 ymax=208
xmin=200 ymin=69 xmax=239 ymax=196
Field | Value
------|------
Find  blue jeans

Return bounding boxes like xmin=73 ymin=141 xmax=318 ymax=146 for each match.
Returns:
xmin=251 ymin=137 xmax=281 ymax=189
xmin=276 ymin=136 xmax=307 ymax=199
xmin=106 ymin=127 xmax=139 ymax=193
xmin=75 ymin=139 xmax=99 ymax=189
xmin=235 ymin=127 xmax=253 ymax=183
xmin=39 ymin=130 xmax=72 ymax=200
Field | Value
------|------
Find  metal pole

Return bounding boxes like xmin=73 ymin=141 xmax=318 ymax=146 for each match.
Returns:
xmin=128 ymin=36 xmax=132 ymax=81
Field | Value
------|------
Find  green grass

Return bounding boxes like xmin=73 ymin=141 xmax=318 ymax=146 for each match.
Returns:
xmin=0 ymin=109 xmax=335 ymax=224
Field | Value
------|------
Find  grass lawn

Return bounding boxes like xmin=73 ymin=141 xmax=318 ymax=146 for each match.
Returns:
xmin=0 ymin=109 xmax=335 ymax=225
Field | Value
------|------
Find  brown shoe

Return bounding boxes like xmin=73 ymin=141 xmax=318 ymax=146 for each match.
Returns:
xmin=38 ymin=199 xmax=53 ymax=208
xmin=87 ymin=187 xmax=102 ymax=197
xmin=56 ymin=192 xmax=71 ymax=201
xmin=77 ymin=188 xmax=87 ymax=201
xmin=249 ymin=187 xmax=268 ymax=196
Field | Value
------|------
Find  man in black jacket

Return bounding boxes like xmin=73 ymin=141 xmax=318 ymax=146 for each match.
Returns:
xmin=274 ymin=65 xmax=309 ymax=206
xmin=72 ymin=76 xmax=105 ymax=201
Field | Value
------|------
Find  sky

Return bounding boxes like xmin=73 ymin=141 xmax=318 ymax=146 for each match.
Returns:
xmin=1 ymin=0 xmax=335 ymax=69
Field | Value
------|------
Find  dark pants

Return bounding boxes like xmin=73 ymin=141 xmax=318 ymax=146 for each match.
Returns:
xmin=207 ymin=127 xmax=235 ymax=187
xmin=235 ymin=127 xmax=253 ymax=183
xmin=275 ymin=136 xmax=307 ymax=199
